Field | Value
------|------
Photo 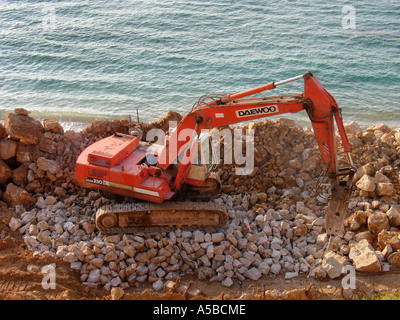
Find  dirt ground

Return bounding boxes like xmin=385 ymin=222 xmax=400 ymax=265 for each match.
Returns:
xmin=1 ymin=201 xmax=399 ymax=301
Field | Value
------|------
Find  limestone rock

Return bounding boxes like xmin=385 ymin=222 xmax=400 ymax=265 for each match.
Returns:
xmin=222 ymin=277 xmax=234 ymax=287
xmin=345 ymin=210 xmax=368 ymax=231
xmin=211 ymin=232 xmax=224 ymax=243
xmin=387 ymin=252 xmax=400 ymax=268
xmin=344 ymin=121 xmax=362 ymax=134
xmin=374 ymin=171 xmax=392 ymax=184
xmin=12 ymin=164 xmax=29 ymax=186
xmin=38 ymin=136 xmax=57 ymax=154
xmin=16 ymin=143 xmax=43 ymax=163
xmin=193 ymin=230 xmax=205 ymax=243
xmin=152 ymin=279 xmax=164 ymax=291
xmin=37 ymin=157 xmax=61 ymax=174
xmin=43 ymin=119 xmax=64 ymax=134
xmin=367 ymin=212 xmax=389 ymax=235
xmin=356 ymin=174 xmax=376 ymax=192
xmin=148 ymin=110 xmax=183 ymax=133
xmin=90 ymin=258 xmax=104 ymax=269
xmin=270 ymin=263 xmax=281 ymax=275
xmin=23 ymin=235 xmax=39 ymax=248
xmin=244 ymin=267 xmax=262 ymax=281
xmin=242 ymin=219 xmax=251 ymax=234
xmin=349 ymin=239 xmax=381 ymax=272
xmin=258 ymin=262 xmax=270 ymax=275
xmin=257 ymin=192 xmax=267 ymax=202
xmin=63 ymin=252 xmax=78 ymax=263
xmin=44 ymin=196 xmax=57 ymax=206
xmin=316 ymin=233 xmax=328 ymax=246
xmin=354 ymin=231 xmax=374 ymax=244
xmin=0 ymin=123 xmax=7 ymax=139
xmin=0 ymin=159 xmax=12 ymax=186
xmin=302 ymin=155 xmax=319 ymax=173
xmin=87 ymin=269 xmax=101 ymax=283
xmin=110 ymin=287 xmax=125 ymax=300
xmin=386 ymin=205 xmax=400 ymax=227
xmin=285 ymin=272 xmax=299 ymax=280
xmin=377 ymin=230 xmax=400 ymax=251
xmin=14 ymin=108 xmax=31 ymax=115
xmin=367 ymin=123 xmax=391 ymax=135
xmin=376 ymin=183 xmax=395 ymax=197
xmin=82 ymin=221 xmax=96 ymax=234
xmin=3 ymin=183 xmax=35 ymax=208
xmin=8 ymin=217 xmax=22 ymax=232
xmin=4 ymin=110 xmax=44 ymax=145
xmin=0 ymin=139 xmax=17 ymax=160
xmin=64 ymin=130 xmax=80 ymax=141
xmin=322 ymin=251 xmax=348 ymax=279
xmin=63 ymin=221 xmax=79 ymax=235
xmin=37 ymin=231 xmax=52 ymax=245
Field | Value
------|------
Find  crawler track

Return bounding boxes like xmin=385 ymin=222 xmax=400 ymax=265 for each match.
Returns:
xmin=95 ymin=201 xmax=228 ymax=233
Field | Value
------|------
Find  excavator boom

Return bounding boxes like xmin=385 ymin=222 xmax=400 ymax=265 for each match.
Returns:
xmin=156 ymin=71 xmax=355 ymax=236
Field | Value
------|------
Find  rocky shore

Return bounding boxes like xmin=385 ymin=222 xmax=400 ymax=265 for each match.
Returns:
xmin=1 ymin=108 xmax=399 ymax=296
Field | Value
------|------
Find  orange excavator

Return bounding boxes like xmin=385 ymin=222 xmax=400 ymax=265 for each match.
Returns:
xmin=75 ymin=71 xmax=356 ymax=235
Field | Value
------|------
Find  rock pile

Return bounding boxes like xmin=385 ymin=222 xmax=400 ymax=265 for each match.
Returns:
xmin=8 ymin=191 xmax=332 ymax=290
xmin=0 ymin=109 xmax=137 ymax=204
xmin=1 ymin=109 xmax=400 ymax=292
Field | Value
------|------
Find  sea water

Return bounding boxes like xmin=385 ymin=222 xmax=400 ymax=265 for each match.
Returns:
xmin=1 ymin=0 xmax=399 ymax=130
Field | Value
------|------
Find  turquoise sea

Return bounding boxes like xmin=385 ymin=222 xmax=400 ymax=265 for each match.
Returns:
xmin=1 ymin=1 xmax=399 ymax=130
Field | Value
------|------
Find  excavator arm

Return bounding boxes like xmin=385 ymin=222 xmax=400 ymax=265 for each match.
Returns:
xmin=158 ymin=71 xmax=356 ymax=237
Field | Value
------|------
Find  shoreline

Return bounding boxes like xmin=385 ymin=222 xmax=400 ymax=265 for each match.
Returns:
xmin=2 ymin=117 xmax=399 ymax=135
xmin=1 ymin=107 xmax=399 ymax=133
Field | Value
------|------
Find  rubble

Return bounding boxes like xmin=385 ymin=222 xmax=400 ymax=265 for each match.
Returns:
xmin=0 ymin=108 xmax=399 ymax=292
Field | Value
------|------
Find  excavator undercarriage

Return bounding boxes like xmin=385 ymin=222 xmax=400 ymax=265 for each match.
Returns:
xmin=95 ymin=201 xmax=228 ymax=233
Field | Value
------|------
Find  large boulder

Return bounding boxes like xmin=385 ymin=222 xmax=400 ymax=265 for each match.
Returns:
xmin=344 ymin=121 xmax=362 ymax=135
xmin=367 ymin=211 xmax=389 ymax=235
xmin=82 ymin=119 xmax=130 ymax=139
xmin=356 ymin=174 xmax=376 ymax=192
xmin=147 ymin=110 xmax=183 ymax=133
xmin=4 ymin=109 xmax=44 ymax=145
xmin=43 ymin=118 xmax=64 ymax=134
xmin=349 ymin=239 xmax=381 ymax=272
xmin=3 ymin=183 xmax=35 ymax=208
